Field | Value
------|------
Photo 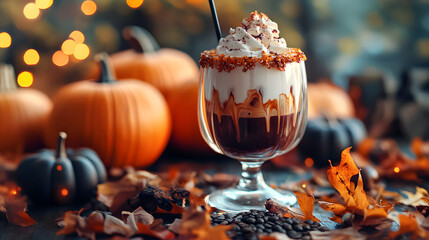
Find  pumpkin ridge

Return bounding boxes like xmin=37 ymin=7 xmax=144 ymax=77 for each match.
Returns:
xmin=116 ymin=85 xmax=133 ymax=167
xmin=101 ymin=85 xmax=114 ymax=167
xmin=129 ymin=86 xmax=141 ymax=167
xmin=109 ymin=84 xmax=119 ymax=167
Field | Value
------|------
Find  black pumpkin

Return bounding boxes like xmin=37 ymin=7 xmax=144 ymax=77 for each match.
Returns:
xmin=299 ymin=116 xmax=367 ymax=167
xmin=16 ymin=132 xmax=106 ymax=205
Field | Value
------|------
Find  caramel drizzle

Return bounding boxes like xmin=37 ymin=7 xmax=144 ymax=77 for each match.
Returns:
xmin=207 ymin=88 xmax=297 ymax=143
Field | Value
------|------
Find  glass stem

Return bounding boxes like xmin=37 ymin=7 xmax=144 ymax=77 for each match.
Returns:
xmin=238 ymin=161 xmax=266 ymax=191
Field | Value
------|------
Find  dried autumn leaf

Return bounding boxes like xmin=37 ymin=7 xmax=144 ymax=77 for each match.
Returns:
xmin=326 ymin=148 xmax=369 ymax=215
xmin=168 ymin=218 xmax=182 ymax=234
xmin=136 ymin=219 xmax=175 ymax=240
xmin=57 ymin=211 xmax=135 ymax=238
xmin=97 ymin=170 xmax=161 ymax=212
xmin=0 ymin=194 xmax=36 ymax=227
xmin=318 ymin=201 xmax=347 ymax=216
xmin=122 ymin=207 xmax=154 ymax=232
xmin=389 ymin=214 xmax=429 ymax=239
xmin=265 ymin=198 xmax=305 ymax=219
xmin=398 ymin=187 xmax=429 ymax=207
xmin=180 ymin=203 xmax=231 ymax=240
xmin=293 ymin=191 xmax=320 ymax=222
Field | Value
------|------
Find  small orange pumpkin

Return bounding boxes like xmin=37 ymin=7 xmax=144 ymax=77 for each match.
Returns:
xmin=94 ymin=26 xmax=199 ymax=99
xmin=307 ymin=81 xmax=355 ymax=119
xmin=45 ymin=54 xmax=171 ymax=168
xmin=0 ymin=64 xmax=52 ymax=155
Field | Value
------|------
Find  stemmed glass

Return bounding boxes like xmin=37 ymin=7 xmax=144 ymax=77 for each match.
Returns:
xmin=198 ymin=59 xmax=308 ymax=212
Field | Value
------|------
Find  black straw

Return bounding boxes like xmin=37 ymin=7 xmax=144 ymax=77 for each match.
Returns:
xmin=208 ymin=0 xmax=222 ymax=41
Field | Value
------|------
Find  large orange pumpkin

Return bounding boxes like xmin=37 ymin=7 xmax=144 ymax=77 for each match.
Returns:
xmin=94 ymin=26 xmax=199 ymax=99
xmin=0 ymin=64 xmax=52 ymax=155
xmin=92 ymin=26 xmax=206 ymax=155
xmin=167 ymin=81 xmax=213 ymax=154
xmin=45 ymin=54 xmax=171 ymax=168
xmin=307 ymin=81 xmax=355 ymax=119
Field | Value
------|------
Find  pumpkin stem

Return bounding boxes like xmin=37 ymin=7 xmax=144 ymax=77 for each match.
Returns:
xmin=96 ymin=53 xmax=116 ymax=84
xmin=122 ymin=26 xmax=159 ymax=53
xmin=56 ymin=132 xmax=68 ymax=159
xmin=0 ymin=64 xmax=17 ymax=93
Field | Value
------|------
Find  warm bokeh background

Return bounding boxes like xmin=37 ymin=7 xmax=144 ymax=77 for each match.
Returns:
xmin=1 ymin=0 xmax=429 ymax=141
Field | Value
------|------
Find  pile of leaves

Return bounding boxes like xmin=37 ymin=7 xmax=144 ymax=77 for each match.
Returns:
xmin=2 ymin=139 xmax=429 ymax=239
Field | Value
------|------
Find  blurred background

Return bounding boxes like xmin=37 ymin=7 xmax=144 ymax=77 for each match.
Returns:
xmin=1 ymin=0 xmax=429 ymax=141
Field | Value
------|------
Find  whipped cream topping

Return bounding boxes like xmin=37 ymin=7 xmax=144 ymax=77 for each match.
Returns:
xmin=216 ymin=12 xmax=288 ymax=57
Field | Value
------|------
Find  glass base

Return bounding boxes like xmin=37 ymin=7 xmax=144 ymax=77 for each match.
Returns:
xmin=205 ymin=185 xmax=297 ymax=213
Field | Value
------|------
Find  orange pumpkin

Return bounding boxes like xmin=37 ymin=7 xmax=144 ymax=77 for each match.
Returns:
xmin=93 ymin=26 xmax=199 ymax=99
xmin=0 ymin=64 xmax=52 ymax=155
xmin=45 ymin=54 xmax=171 ymax=168
xmin=167 ymin=81 xmax=213 ymax=155
xmin=307 ymin=81 xmax=355 ymax=119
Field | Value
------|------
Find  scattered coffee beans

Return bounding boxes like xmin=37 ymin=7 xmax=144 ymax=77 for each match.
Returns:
xmin=210 ymin=210 xmax=329 ymax=239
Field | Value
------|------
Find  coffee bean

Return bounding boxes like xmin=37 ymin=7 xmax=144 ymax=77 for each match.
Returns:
xmin=293 ymin=225 xmax=303 ymax=232
xmin=304 ymin=220 xmax=314 ymax=224
xmin=272 ymin=225 xmax=283 ymax=232
xmin=211 ymin=209 xmax=328 ymax=239
xmin=264 ymin=223 xmax=273 ymax=228
xmin=287 ymin=230 xmax=302 ymax=239
xmin=256 ymin=218 xmax=265 ymax=224
xmin=243 ymin=217 xmax=256 ymax=224
xmin=284 ymin=218 xmax=293 ymax=224
xmin=283 ymin=223 xmax=292 ymax=230
xmin=256 ymin=224 xmax=265 ymax=229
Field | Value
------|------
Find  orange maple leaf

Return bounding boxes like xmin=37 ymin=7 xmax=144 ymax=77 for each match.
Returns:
xmin=323 ymin=147 xmax=390 ymax=222
xmin=293 ymin=191 xmax=320 ymax=222
xmin=326 ymin=147 xmax=369 ymax=215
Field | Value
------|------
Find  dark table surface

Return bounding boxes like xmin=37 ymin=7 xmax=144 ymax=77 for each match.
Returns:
xmin=0 ymin=150 xmax=421 ymax=240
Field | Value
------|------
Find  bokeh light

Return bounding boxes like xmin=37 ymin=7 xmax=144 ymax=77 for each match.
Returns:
xmin=23 ymin=49 xmax=40 ymax=65
xmin=17 ymin=71 xmax=34 ymax=88
xmin=69 ymin=30 xmax=85 ymax=44
xmin=127 ymin=0 xmax=144 ymax=8
xmin=35 ymin=0 xmax=54 ymax=9
xmin=52 ymin=51 xmax=69 ymax=66
xmin=0 ymin=32 xmax=12 ymax=48
xmin=61 ymin=188 xmax=69 ymax=197
xmin=394 ymin=167 xmax=400 ymax=173
xmin=61 ymin=39 xmax=76 ymax=55
xmin=81 ymin=0 xmax=97 ymax=16
xmin=73 ymin=43 xmax=90 ymax=60
xmin=304 ymin=158 xmax=314 ymax=167
xmin=23 ymin=3 xmax=40 ymax=20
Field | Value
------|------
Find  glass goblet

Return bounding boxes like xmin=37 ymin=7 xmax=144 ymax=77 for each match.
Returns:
xmin=198 ymin=52 xmax=308 ymax=212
